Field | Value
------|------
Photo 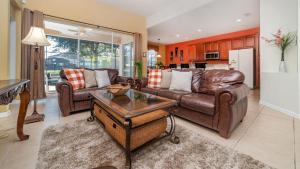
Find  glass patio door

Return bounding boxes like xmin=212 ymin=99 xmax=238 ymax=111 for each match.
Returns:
xmin=44 ymin=18 xmax=134 ymax=92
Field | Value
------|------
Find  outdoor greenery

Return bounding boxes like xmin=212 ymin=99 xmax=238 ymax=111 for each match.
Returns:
xmin=47 ymin=35 xmax=119 ymax=69
xmin=45 ymin=35 xmax=134 ymax=92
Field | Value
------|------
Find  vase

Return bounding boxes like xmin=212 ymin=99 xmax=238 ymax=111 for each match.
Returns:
xmin=279 ymin=61 xmax=287 ymax=73
xmin=279 ymin=51 xmax=287 ymax=73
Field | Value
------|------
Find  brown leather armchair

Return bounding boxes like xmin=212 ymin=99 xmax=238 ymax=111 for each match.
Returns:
xmin=56 ymin=69 xmax=133 ymax=117
xmin=138 ymin=69 xmax=249 ymax=138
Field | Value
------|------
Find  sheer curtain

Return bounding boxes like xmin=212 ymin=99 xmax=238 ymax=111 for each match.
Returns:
xmin=21 ymin=8 xmax=46 ymax=99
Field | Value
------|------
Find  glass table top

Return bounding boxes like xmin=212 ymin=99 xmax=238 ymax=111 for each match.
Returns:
xmin=90 ymin=89 xmax=176 ymax=118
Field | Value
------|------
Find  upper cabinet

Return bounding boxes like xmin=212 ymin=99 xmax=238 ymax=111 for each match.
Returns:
xmin=188 ymin=45 xmax=197 ymax=62
xmin=195 ymin=35 xmax=257 ymax=62
xmin=231 ymin=38 xmax=244 ymax=49
xmin=204 ymin=42 xmax=218 ymax=52
xmin=244 ymin=35 xmax=256 ymax=48
xmin=218 ymin=40 xmax=231 ymax=60
xmin=205 ymin=42 xmax=211 ymax=52
xmin=166 ymin=30 xmax=259 ymax=65
xmin=196 ymin=44 xmax=205 ymax=61
xmin=211 ymin=42 xmax=219 ymax=51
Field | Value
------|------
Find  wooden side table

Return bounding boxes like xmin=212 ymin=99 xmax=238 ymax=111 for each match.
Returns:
xmin=0 ymin=80 xmax=30 ymax=141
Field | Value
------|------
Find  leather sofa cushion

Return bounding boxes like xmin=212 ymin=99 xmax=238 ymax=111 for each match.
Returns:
xmin=141 ymin=87 xmax=160 ymax=95
xmin=200 ymin=70 xmax=244 ymax=95
xmin=180 ymin=93 xmax=215 ymax=116
xmin=73 ymin=87 xmax=100 ymax=101
xmin=157 ymin=89 xmax=191 ymax=102
xmin=191 ymin=70 xmax=203 ymax=93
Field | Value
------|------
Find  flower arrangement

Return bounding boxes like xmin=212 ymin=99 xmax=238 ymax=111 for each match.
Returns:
xmin=262 ymin=29 xmax=297 ymax=61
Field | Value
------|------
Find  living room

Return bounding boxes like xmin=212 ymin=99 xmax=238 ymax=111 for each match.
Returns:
xmin=0 ymin=0 xmax=299 ymax=169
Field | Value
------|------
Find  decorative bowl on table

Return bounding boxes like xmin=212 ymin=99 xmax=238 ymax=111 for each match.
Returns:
xmin=107 ymin=83 xmax=130 ymax=96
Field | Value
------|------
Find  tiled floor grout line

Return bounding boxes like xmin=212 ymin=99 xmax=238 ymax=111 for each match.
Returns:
xmin=233 ymin=105 xmax=264 ymax=149
xmin=293 ymin=117 xmax=296 ymax=169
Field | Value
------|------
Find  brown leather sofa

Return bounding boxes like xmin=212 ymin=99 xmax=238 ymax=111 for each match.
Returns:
xmin=56 ymin=68 xmax=133 ymax=117
xmin=138 ymin=69 xmax=249 ymax=138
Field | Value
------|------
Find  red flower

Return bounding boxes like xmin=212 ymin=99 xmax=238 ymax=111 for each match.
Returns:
xmin=275 ymin=37 xmax=282 ymax=46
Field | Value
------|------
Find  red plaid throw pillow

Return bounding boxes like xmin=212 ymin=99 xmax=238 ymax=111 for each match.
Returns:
xmin=63 ymin=68 xmax=85 ymax=90
xmin=148 ymin=69 xmax=162 ymax=88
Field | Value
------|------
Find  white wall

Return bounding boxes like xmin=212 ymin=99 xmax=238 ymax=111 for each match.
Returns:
xmin=260 ymin=0 xmax=299 ymax=117
xmin=9 ymin=20 xmax=16 ymax=79
xmin=260 ymin=73 xmax=299 ymax=116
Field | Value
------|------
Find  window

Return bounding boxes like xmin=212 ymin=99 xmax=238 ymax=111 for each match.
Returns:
xmin=44 ymin=18 xmax=134 ymax=92
xmin=147 ymin=50 xmax=157 ymax=68
xmin=122 ymin=43 xmax=134 ymax=77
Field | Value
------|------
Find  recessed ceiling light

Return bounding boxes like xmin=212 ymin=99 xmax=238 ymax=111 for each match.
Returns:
xmin=197 ymin=29 xmax=203 ymax=32
xmin=176 ymin=34 xmax=180 ymax=38
xmin=244 ymin=12 xmax=251 ymax=17
xmin=236 ymin=19 xmax=242 ymax=23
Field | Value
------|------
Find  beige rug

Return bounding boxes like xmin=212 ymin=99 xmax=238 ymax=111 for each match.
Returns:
xmin=36 ymin=119 xmax=274 ymax=169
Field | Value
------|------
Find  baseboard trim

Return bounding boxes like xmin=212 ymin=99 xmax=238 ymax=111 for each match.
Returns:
xmin=0 ymin=110 xmax=11 ymax=118
xmin=259 ymin=100 xmax=300 ymax=119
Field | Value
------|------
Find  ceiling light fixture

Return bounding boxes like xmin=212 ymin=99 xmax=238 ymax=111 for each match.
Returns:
xmin=197 ymin=29 xmax=203 ymax=32
xmin=236 ymin=19 xmax=242 ymax=23
xmin=244 ymin=12 xmax=251 ymax=17
xmin=176 ymin=34 xmax=180 ymax=38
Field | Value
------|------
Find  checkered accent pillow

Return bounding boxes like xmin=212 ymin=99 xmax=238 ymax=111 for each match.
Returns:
xmin=63 ymin=68 xmax=85 ymax=90
xmin=148 ymin=69 xmax=162 ymax=88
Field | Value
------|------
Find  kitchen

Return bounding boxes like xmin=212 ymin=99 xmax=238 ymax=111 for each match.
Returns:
xmin=165 ymin=28 xmax=259 ymax=88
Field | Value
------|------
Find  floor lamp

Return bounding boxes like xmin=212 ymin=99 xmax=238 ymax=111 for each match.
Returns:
xmin=22 ymin=26 xmax=50 ymax=123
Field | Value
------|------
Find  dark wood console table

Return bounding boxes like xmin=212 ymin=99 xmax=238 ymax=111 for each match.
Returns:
xmin=0 ymin=80 xmax=30 ymax=141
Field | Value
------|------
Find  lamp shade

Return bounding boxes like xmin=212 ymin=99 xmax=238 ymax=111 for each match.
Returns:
xmin=22 ymin=26 xmax=50 ymax=46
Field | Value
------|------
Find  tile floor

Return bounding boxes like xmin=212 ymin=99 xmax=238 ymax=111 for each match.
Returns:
xmin=0 ymin=90 xmax=298 ymax=169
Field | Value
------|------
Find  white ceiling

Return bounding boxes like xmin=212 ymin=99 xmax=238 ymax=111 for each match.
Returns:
xmin=97 ymin=0 xmax=176 ymax=17
xmin=44 ymin=20 xmax=127 ymax=44
xmin=97 ymin=0 xmax=260 ymax=44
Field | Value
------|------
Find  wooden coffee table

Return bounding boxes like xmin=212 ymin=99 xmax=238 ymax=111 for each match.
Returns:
xmin=88 ymin=89 xmax=179 ymax=169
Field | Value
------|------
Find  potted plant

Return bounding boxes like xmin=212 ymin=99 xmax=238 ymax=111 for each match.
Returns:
xmin=262 ymin=29 xmax=297 ymax=73
xmin=155 ymin=61 xmax=164 ymax=69
xmin=134 ymin=62 xmax=143 ymax=80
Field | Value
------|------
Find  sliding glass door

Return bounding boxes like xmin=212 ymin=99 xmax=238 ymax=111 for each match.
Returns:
xmin=44 ymin=18 xmax=134 ymax=92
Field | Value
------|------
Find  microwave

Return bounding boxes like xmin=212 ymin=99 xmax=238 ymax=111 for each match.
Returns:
xmin=205 ymin=52 xmax=220 ymax=60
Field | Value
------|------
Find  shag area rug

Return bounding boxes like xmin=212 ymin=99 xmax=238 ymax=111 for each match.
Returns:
xmin=36 ymin=119 xmax=274 ymax=169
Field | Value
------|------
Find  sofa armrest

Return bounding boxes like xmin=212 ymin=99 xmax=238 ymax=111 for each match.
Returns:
xmin=56 ymin=80 xmax=74 ymax=116
xmin=116 ymin=76 xmax=133 ymax=85
xmin=216 ymin=84 xmax=249 ymax=104
xmin=134 ymin=77 xmax=148 ymax=91
xmin=140 ymin=77 xmax=148 ymax=89
xmin=215 ymin=84 xmax=249 ymax=138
